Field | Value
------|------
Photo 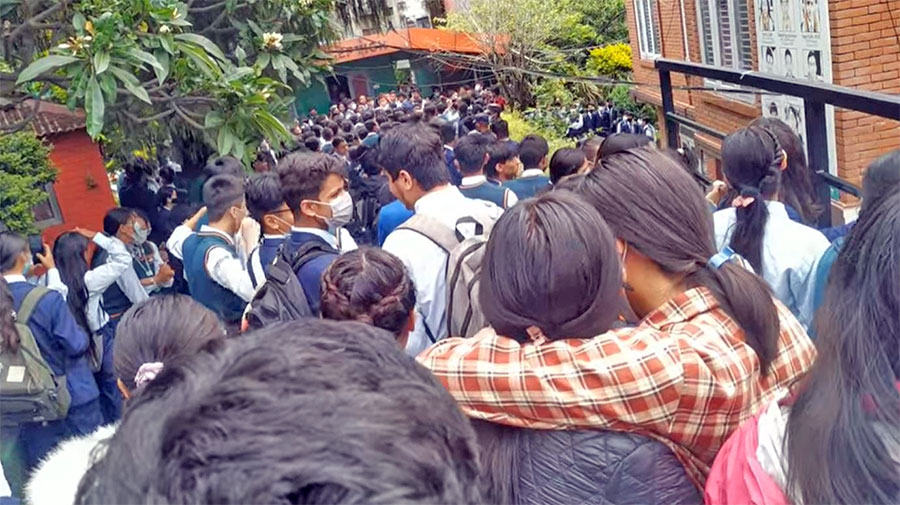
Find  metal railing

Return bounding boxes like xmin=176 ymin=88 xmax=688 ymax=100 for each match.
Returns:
xmin=655 ymin=58 xmax=900 ymax=227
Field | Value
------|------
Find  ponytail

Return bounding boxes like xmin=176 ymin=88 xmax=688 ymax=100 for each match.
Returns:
xmin=722 ymin=127 xmax=785 ymax=273
xmin=53 ymin=232 xmax=92 ymax=334
xmin=0 ymin=279 xmax=18 ymax=353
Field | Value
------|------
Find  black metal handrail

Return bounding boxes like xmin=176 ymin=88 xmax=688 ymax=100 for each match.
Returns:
xmin=655 ymin=58 xmax=896 ymax=227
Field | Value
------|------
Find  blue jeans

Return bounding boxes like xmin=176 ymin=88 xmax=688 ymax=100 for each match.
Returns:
xmin=94 ymin=320 xmax=122 ymax=425
xmin=66 ymin=399 xmax=104 ymax=436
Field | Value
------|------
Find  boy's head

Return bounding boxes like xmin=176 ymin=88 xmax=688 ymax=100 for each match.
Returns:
xmin=333 ymin=136 xmax=349 ymax=157
xmin=375 ymin=123 xmax=449 ymax=210
xmin=246 ymin=172 xmax=293 ymax=236
xmin=73 ymin=319 xmax=483 ymax=504
xmin=453 ymin=133 xmax=492 ymax=177
xmin=203 ymin=175 xmax=247 ymax=235
xmin=518 ymin=134 xmax=549 ymax=169
xmin=278 ymin=152 xmax=350 ymax=230
xmin=487 ymin=141 xmax=520 ymax=182
xmin=103 ymin=207 xmax=138 ymax=244
xmin=490 ymin=119 xmax=509 ymax=140
xmin=304 ymin=136 xmax=321 ymax=152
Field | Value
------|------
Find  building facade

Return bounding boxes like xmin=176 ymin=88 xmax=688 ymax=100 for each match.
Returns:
xmin=625 ymin=0 xmax=899 ymax=215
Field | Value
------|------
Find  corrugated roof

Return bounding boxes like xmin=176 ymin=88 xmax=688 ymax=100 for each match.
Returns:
xmin=327 ymin=28 xmax=485 ymax=64
xmin=0 ymin=100 xmax=86 ymax=137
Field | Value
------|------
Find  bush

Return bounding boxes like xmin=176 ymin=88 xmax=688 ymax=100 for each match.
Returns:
xmin=0 ymin=131 xmax=58 ymax=234
xmin=503 ymin=110 xmax=574 ymax=159
xmin=586 ymin=43 xmax=633 ymax=79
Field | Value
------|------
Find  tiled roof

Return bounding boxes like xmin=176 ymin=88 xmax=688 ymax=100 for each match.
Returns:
xmin=0 ymin=100 xmax=86 ymax=137
xmin=327 ymin=28 xmax=485 ymax=64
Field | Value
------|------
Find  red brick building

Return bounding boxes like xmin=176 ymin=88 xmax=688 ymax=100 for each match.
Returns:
xmin=0 ymin=100 xmax=116 ymax=243
xmin=625 ymin=0 xmax=899 ymax=215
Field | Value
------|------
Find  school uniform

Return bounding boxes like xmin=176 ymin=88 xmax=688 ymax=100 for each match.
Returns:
xmin=459 ymin=175 xmax=518 ymax=209
xmin=247 ymin=234 xmax=286 ymax=289
xmin=173 ymin=226 xmax=254 ymax=328
xmin=502 ymin=169 xmax=552 ymax=200
xmin=85 ymin=234 xmax=148 ymax=424
xmin=1 ymin=275 xmax=102 ymax=488
xmin=444 ymin=145 xmax=462 ymax=186
xmin=286 ymin=227 xmax=356 ymax=315
xmin=377 ymin=200 xmax=415 ymax=246
xmin=130 ymin=242 xmax=172 ymax=295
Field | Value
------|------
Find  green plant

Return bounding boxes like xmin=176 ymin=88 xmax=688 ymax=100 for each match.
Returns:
xmin=0 ymin=131 xmax=58 ymax=234
xmin=586 ymin=43 xmax=633 ymax=79
xmin=503 ymin=110 xmax=574 ymax=159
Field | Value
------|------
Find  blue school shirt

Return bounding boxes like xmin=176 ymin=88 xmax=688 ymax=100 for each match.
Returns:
xmin=377 ymin=200 xmax=414 ymax=246
xmin=4 ymin=277 xmax=99 ymax=407
xmin=502 ymin=169 xmax=551 ymax=200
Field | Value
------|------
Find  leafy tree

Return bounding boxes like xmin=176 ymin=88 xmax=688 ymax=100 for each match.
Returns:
xmin=2 ymin=0 xmax=387 ymax=166
xmin=0 ymin=131 xmax=57 ymax=234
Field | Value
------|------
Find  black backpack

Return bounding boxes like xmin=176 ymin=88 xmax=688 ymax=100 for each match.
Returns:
xmin=245 ymin=241 xmax=335 ymax=330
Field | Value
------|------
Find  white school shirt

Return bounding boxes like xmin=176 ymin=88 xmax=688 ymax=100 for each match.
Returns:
xmin=167 ymin=224 xmax=256 ymax=303
xmin=85 ymin=234 xmax=149 ymax=332
xmin=382 ymin=185 xmax=503 ymax=356
xmin=35 ymin=268 xmax=69 ymax=299
xmin=714 ymin=200 xmax=830 ymax=329
xmin=291 ymin=226 xmax=358 ymax=253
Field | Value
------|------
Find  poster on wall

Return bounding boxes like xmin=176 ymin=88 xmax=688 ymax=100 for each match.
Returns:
xmin=756 ymin=0 xmax=836 ymax=174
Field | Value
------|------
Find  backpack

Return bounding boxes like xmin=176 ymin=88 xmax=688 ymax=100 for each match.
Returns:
xmin=396 ymin=204 xmax=500 ymax=339
xmin=1 ymin=287 xmax=71 ymax=426
xmin=245 ymin=241 xmax=336 ymax=330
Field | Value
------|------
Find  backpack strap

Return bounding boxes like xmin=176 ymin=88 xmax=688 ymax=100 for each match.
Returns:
xmin=397 ymin=215 xmax=459 ymax=253
xmin=17 ymin=286 xmax=50 ymax=325
xmin=290 ymin=240 xmax=337 ymax=273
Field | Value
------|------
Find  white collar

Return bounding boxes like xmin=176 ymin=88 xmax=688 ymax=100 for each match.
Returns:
xmin=263 ymin=233 xmax=286 ymax=240
xmin=414 ymin=185 xmax=461 ymax=214
xmin=461 ymin=174 xmax=487 ymax=186
xmin=520 ymin=168 xmax=545 ymax=178
xmin=291 ymin=226 xmax=338 ymax=248
xmin=2 ymin=274 xmax=26 ymax=284
xmin=444 ymin=144 xmax=454 ymax=151
xmin=199 ymin=225 xmax=234 ymax=245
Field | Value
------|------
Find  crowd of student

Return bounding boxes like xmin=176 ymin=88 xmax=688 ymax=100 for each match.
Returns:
xmin=1 ymin=81 xmax=898 ymax=504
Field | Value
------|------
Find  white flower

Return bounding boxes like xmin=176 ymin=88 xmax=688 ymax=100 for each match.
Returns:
xmin=261 ymin=32 xmax=284 ymax=51
xmin=159 ymin=24 xmax=171 ymax=34
xmin=298 ymin=0 xmax=313 ymax=7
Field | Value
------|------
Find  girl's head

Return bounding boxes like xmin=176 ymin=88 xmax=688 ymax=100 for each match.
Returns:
xmin=787 ymin=187 xmax=899 ymax=505
xmin=861 ymin=149 xmax=900 ymax=213
xmin=114 ymin=295 xmax=225 ymax=398
xmin=549 ymin=148 xmax=588 ymax=185
xmin=53 ymin=232 xmax=92 ymax=333
xmin=598 ymin=133 xmax=651 ymax=160
xmin=581 ymin=146 xmax=780 ymax=372
xmin=0 ymin=231 xmax=29 ymax=275
xmin=721 ymin=126 xmax=786 ymax=273
xmin=479 ymin=191 xmax=622 ymax=342
xmin=750 ymin=117 xmax=822 ymax=224
xmin=320 ymin=247 xmax=416 ymax=348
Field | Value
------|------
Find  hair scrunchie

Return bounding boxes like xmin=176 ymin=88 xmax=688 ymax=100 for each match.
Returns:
xmin=134 ymin=362 xmax=164 ymax=389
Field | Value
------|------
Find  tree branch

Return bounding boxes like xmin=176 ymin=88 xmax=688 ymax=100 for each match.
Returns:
xmin=172 ymin=102 xmax=206 ymax=130
xmin=8 ymin=0 xmax=67 ymax=40
xmin=118 ymin=107 xmax=176 ymax=123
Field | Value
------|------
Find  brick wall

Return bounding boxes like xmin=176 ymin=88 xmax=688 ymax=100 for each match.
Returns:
xmin=830 ymin=0 xmax=900 ymax=190
xmin=625 ymin=0 xmax=899 ymax=191
xmin=41 ymin=130 xmax=116 ymax=243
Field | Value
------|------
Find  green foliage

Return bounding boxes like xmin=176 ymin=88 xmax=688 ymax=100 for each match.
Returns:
xmin=0 ymin=131 xmax=58 ymax=234
xmin=586 ymin=43 xmax=633 ymax=79
xmin=502 ymin=110 xmax=573 ymax=158
xmin=607 ymin=83 xmax=656 ymax=122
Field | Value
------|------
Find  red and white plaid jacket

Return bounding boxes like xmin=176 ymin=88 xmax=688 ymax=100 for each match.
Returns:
xmin=417 ymin=287 xmax=816 ymax=488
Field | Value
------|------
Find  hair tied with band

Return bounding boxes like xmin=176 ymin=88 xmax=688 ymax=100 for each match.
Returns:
xmin=708 ymin=246 xmax=737 ymax=271
xmin=134 ymin=362 xmax=164 ymax=389
xmin=732 ymin=186 xmax=761 ymax=209
xmin=525 ymin=326 xmax=547 ymax=344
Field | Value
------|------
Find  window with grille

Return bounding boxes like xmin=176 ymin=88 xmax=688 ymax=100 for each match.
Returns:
xmin=635 ymin=0 xmax=661 ymax=58
xmin=697 ymin=0 xmax=753 ymax=70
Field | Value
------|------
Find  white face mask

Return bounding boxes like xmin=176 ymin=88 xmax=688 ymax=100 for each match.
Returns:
xmin=314 ymin=191 xmax=353 ymax=229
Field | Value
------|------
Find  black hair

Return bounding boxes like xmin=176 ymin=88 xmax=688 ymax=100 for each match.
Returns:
xmin=721 ymin=126 xmax=785 ymax=273
xmin=583 ymin=146 xmax=781 ymax=373
xmin=517 ymin=134 xmax=549 ymax=169
xmin=598 ymin=133 xmax=651 ymax=159
xmin=439 ymin=120 xmax=457 ymax=144
xmin=53 ymin=232 xmax=92 ymax=333
xmin=354 ymin=126 xmax=368 ymax=142
xmin=103 ymin=207 xmax=135 ymax=236
xmin=490 ymin=119 xmax=509 ymax=139
xmin=321 ymin=127 xmax=334 ymax=141
xmin=158 ymin=165 xmax=175 ymax=186
xmin=375 ymin=123 xmax=449 ymax=190
xmin=332 ymin=136 xmax=347 ymax=150
xmin=277 ymin=152 xmax=346 ymax=212
xmin=202 ymin=175 xmax=245 ymax=222
xmin=361 ymin=110 xmax=375 ymax=122
xmin=480 ymin=191 xmax=622 ymax=342
xmin=320 ymin=247 xmax=416 ymax=339
xmin=786 ymin=188 xmax=899 ymax=505
xmin=75 ymin=319 xmax=482 ymax=504
xmin=423 ymin=103 xmax=436 ymax=118
xmin=304 ymin=136 xmax=321 ymax=152
xmin=340 ymin=120 xmax=353 ymax=133
xmin=0 ymin=231 xmax=27 ymax=272
xmin=202 ymin=156 xmax=243 ymax=179
xmin=454 ymin=133 xmax=492 ymax=176
xmin=114 ymin=295 xmax=224 ymax=393
xmin=245 ymin=173 xmax=285 ymax=223
xmin=750 ymin=117 xmax=822 ymax=224
xmin=581 ymin=136 xmax=604 ymax=166
xmin=486 ymin=141 xmax=518 ymax=180
xmin=549 ymin=148 xmax=586 ymax=184
xmin=364 ymin=119 xmax=377 ymax=133
xmin=311 ymin=124 xmax=323 ymax=137
xmin=860 ymin=149 xmax=900 ymax=213
xmin=0 ymin=278 xmax=16 ymax=352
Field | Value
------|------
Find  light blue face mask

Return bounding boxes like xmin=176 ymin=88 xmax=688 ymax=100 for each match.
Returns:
xmin=23 ymin=256 xmax=34 ymax=277
xmin=133 ymin=222 xmax=149 ymax=245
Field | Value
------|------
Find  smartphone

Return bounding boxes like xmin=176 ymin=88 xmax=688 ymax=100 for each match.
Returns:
xmin=28 ymin=234 xmax=43 ymax=264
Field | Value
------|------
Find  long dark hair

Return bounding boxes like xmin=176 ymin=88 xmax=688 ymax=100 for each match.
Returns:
xmin=786 ymin=188 xmax=899 ymax=504
xmin=0 ymin=278 xmax=17 ymax=352
xmin=53 ymin=232 xmax=92 ymax=334
xmin=750 ymin=117 xmax=823 ymax=224
xmin=721 ymin=126 xmax=785 ymax=273
xmin=582 ymin=146 xmax=780 ymax=372
xmin=479 ymin=191 xmax=622 ymax=342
